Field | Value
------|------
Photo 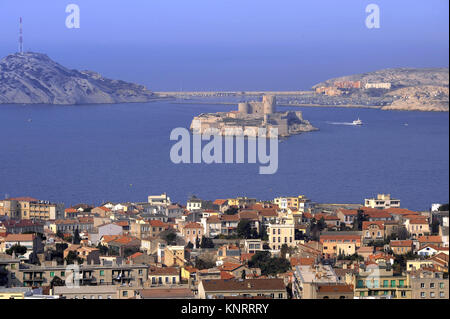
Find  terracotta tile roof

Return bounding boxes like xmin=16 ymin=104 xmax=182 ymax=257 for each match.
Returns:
xmin=221 ymin=214 xmax=240 ymax=222
xmin=362 ymin=221 xmax=385 ymax=230
xmin=111 ymin=236 xmax=139 ymax=245
xmin=114 ymin=221 xmax=129 ymax=227
xmin=317 ymin=284 xmax=353 ymax=293
xmin=240 ymin=253 xmax=255 ymax=262
xmin=338 ymin=209 xmax=358 ymax=216
xmin=129 ymin=252 xmax=144 ymax=259
xmin=138 ymin=288 xmax=194 ymax=299
xmin=5 ymin=234 xmax=35 ymax=242
xmin=150 ymin=267 xmax=180 ymax=276
xmin=219 ymin=262 xmax=243 ymax=272
xmin=239 ymin=211 xmax=259 ymax=220
xmin=290 ymin=257 xmax=315 ymax=267
xmin=320 ymin=235 xmax=361 ymax=242
xmin=201 ymin=278 xmax=286 ymax=292
xmin=385 ymin=208 xmax=419 ymax=215
xmin=65 ymin=208 xmax=77 ymax=213
xmin=6 ymin=197 xmax=38 ymax=202
xmin=390 ymin=240 xmax=413 ymax=247
xmin=213 ymin=199 xmax=228 ymax=206
xmin=101 ymin=235 xmax=121 ymax=243
xmin=418 ymin=236 xmax=442 ymax=243
xmin=408 ymin=218 xmax=429 ymax=225
xmin=148 ymin=220 xmax=167 ymax=227
xmin=363 ymin=210 xmax=392 ymax=219
xmin=184 ymin=222 xmax=203 ymax=229
xmin=206 ymin=216 xmax=221 ymax=223
xmin=220 ymin=271 xmax=236 ymax=280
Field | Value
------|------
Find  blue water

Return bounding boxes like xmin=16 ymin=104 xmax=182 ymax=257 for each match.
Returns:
xmin=0 ymin=101 xmax=448 ymax=211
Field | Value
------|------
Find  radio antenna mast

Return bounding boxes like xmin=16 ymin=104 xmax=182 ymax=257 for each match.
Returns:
xmin=19 ymin=17 xmax=23 ymax=54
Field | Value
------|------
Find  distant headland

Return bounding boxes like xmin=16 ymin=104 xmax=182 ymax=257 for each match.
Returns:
xmin=0 ymin=52 xmax=159 ymax=105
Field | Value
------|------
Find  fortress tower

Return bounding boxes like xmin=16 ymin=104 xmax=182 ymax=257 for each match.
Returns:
xmin=263 ymin=95 xmax=276 ymax=114
xmin=238 ymin=102 xmax=250 ymax=115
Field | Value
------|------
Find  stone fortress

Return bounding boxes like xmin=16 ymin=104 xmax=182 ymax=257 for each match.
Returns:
xmin=190 ymin=95 xmax=317 ymax=138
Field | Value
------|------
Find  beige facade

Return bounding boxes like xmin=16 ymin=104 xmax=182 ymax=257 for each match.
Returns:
xmin=3 ymin=258 xmax=148 ymax=288
xmin=410 ymin=270 xmax=448 ymax=299
xmin=0 ymin=197 xmax=64 ymax=220
xmin=268 ymin=223 xmax=295 ymax=251
xmin=364 ymin=194 xmax=400 ymax=209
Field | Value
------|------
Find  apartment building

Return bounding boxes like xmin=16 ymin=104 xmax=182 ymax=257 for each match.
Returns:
xmin=198 ymin=278 xmax=287 ymax=299
xmin=292 ymin=264 xmax=340 ymax=299
xmin=268 ymin=222 xmax=295 ymax=251
xmin=364 ymin=194 xmax=400 ymax=209
xmin=2 ymin=257 xmax=149 ymax=288
xmin=352 ymin=263 xmax=411 ymax=299
xmin=362 ymin=221 xmax=385 ymax=244
xmin=320 ymin=233 xmax=362 ymax=258
xmin=0 ymin=197 xmax=64 ymax=220
xmin=148 ymin=267 xmax=180 ymax=286
xmin=273 ymin=195 xmax=310 ymax=211
xmin=409 ymin=269 xmax=448 ymax=299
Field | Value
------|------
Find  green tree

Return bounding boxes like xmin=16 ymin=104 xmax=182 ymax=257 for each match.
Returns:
xmin=50 ymin=276 xmax=65 ymax=288
xmin=353 ymin=210 xmax=368 ymax=231
xmin=200 ymin=237 xmax=214 ymax=249
xmin=248 ymin=251 xmax=290 ymax=276
xmin=6 ymin=244 xmax=27 ymax=256
xmin=163 ymin=232 xmax=177 ymax=245
xmin=237 ymin=220 xmax=252 ymax=239
xmin=259 ymin=224 xmax=268 ymax=241
xmin=96 ymin=243 xmax=108 ymax=255
xmin=72 ymin=229 xmax=81 ymax=245
xmin=186 ymin=241 xmax=194 ymax=249
xmin=438 ymin=204 xmax=449 ymax=211
xmin=195 ymin=258 xmax=215 ymax=270
xmin=65 ymin=250 xmax=84 ymax=265
xmin=224 ymin=207 xmax=239 ymax=215
xmin=195 ymin=236 xmax=200 ymax=248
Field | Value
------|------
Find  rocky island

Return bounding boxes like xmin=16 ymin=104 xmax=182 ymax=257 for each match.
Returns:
xmin=0 ymin=52 xmax=156 ymax=105
xmin=190 ymin=95 xmax=317 ymax=138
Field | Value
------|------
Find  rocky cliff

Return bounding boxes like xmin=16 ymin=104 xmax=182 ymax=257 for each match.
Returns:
xmin=0 ymin=52 xmax=155 ymax=105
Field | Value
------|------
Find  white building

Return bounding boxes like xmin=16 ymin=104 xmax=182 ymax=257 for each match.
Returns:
xmin=364 ymin=194 xmax=400 ymax=209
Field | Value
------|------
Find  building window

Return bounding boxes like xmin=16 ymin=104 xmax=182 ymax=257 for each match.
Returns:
xmin=440 ymin=292 xmax=445 ymax=298
xmin=61 ymin=271 xmax=65 ymax=277
xmin=100 ymin=270 xmax=105 ymax=276
xmin=440 ymin=283 xmax=444 ymax=289
xmin=123 ymin=291 xmax=128 ymax=297
xmin=420 ymin=283 xmax=425 ymax=288
xmin=420 ymin=292 xmax=426 ymax=298
xmin=430 ymin=292 xmax=435 ymax=298
xmin=401 ymin=291 xmax=406 ymax=297
xmin=50 ymin=272 xmax=55 ymax=277
xmin=430 ymin=283 xmax=435 ymax=289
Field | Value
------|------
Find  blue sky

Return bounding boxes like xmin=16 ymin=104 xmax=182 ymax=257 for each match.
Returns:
xmin=0 ymin=0 xmax=448 ymax=90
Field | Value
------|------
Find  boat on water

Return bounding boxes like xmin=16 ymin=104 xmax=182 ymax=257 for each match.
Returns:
xmin=352 ymin=118 xmax=362 ymax=125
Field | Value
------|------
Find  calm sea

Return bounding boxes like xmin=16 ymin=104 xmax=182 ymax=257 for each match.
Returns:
xmin=0 ymin=100 xmax=448 ymax=211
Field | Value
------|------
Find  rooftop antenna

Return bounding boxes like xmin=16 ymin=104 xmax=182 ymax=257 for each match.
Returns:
xmin=19 ymin=17 xmax=23 ymax=54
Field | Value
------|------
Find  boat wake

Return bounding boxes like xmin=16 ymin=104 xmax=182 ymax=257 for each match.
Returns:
xmin=326 ymin=121 xmax=360 ymax=126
